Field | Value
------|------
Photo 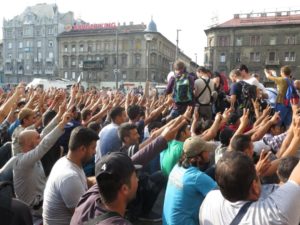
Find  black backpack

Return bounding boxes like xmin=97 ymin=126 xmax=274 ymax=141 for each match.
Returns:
xmin=238 ymin=81 xmax=257 ymax=123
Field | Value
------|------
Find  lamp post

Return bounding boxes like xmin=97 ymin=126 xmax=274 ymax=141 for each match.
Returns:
xmin=144 ymin=32 xmax=154 ymax=81
xmin=195 ymin=53 xmax=198 ymax=64
xmin=175 ymin=29 xmax=181 ymax=61
xmin=115 ymin=27 xmax=119 ymax=89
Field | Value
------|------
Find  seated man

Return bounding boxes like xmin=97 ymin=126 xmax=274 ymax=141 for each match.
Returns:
xmin=163 ymin=136 xmax=217 ymax=225
xmin=43 ymin=127 xmax=99 ymax=225
xmin=71 ymin=152 xmax=138 ymax=225
xmin=199 ymin=151 xmax=300 ymax=224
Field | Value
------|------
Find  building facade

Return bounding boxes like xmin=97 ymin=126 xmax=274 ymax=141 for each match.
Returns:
xmin=0 ymin=41 xmax=3 ymax=83
xmin=204 ymin=10 xmax=300 ymax=79
xmin=57 ymin=20 xmax=194 ymax=88
xmin=2 ymin=3 xmax=76 ymax=83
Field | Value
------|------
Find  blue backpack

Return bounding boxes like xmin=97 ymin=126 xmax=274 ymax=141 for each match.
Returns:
xmin=284 ymin=78 xmax=299 ymax=106
xmin=173 ymin=74 xmax=193 ymax=103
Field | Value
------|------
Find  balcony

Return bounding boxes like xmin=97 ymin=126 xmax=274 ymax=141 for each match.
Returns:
xmin=4 ymin=70 xmax=13 ymax=75
xmin=265 ymin=59 xmax=280 ymax=65
xmin=17 ymin=58 xmax=23 ymax=63
xmin=18 ymin=70 xmax=23 ymax=75
xmin=33 ymin=70 xmax=38 ymax=75
xmin=45 ymin=69 xmax=53 ymax=75
xmin=46 ymin=57 xmax=53 ymax=63
xmin=5 ymin=59 xmax=12 ymax=63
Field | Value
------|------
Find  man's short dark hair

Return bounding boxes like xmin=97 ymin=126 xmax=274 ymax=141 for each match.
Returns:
xmin=81 ymin=109 xmax=92 ymax=121
xmin=176 ymin=124 xmax=189 ymax=140
xmin=277 ymin=156 xmax=299 ymax=183
xmin=239 ymin=64 xmax=249 ymax=73
xmin=69 ymin=126 xmax=99 ymax=151
xmin=216 ymin=151 xmax=256 ymax=202
xmin=230 ymin=134 xmax=251 ymax=153
xmin=281 ymin=65 xmax=291 ymax=76
xmin=174 ymin=60 xmax=186 ymax=71
xmin=148 ymin=121 xmax=162 ymax=133
xmin=197 ymin=66 xmax=207 ymax=73
xmin=87 ymin=122 xmax=101 ymax=134
xmin=127 ymin=105 xmax=141 ymax=121
xmin=118 ymin=123 xmax=137 ymax=143
xmin=110 ymin=106 xmax=125 ymax=122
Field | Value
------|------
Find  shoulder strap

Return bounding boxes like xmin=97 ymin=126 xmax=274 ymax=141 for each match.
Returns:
xmin=196 ymin=77 xmax=211 ymax=100
xmin=229 ymin=201 xmax=252 ymax=225
xmin=84 ymin=211 xmax=121 ymax=225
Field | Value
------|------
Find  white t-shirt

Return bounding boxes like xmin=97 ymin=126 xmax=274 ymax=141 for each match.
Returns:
xmin=244 ymin=77 xmax=267 ymax=94
xmin=199 ymin=181 xmax=300 ymax=225
xmin=43 ymin=157 xmax=88 ymax=225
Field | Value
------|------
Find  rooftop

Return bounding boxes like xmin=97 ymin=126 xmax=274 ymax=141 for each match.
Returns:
xmin=213 ymin=10 xmax=300 ymax=29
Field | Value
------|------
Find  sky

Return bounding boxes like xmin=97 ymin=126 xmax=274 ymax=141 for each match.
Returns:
xmin=1 ymin=0 xmax=300 ymax=64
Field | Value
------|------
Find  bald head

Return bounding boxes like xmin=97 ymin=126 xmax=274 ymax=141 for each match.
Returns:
xmin=19 ymin=130 xmax=40 ymax=152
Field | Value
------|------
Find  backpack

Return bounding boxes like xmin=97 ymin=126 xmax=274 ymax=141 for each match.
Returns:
xmin=173 ymin=74 xmax=193 ymax=103
xmin=239 ymin=81 xmax=257 ymax=107
xmin=220 ymin=73 xmax=229 ymax=94
xmin=284 ymin=78 xmax=299 ymax=106
xmin=238 ymin=81 xmax=257 ymax=123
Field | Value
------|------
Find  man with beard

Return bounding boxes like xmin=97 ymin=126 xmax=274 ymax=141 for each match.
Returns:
xmin=70 ymin=152 xmax=138 ymax=225
xmin=43 ymin=126 xmax=99 ymax=225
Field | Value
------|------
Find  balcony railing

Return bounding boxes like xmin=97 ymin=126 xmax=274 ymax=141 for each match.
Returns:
xmin=265 ymin=59 xmax=280 ymax=65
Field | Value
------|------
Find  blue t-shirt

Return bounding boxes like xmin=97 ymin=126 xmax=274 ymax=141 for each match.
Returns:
xmin=163 ymin=164 xmax=216 ymax=225
xmin=230 ymin=82 xmax=243 ymax=107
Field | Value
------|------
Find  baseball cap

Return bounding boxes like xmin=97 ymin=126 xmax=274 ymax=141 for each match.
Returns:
xmin=183 ymin=136 xmax=216 ymax=158
xmin=95 ymin=152 xmax=142 ymax=184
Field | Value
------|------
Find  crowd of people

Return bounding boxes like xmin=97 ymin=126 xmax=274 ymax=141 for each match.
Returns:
xmin=0 ymin=60 xmax=300 ymax=225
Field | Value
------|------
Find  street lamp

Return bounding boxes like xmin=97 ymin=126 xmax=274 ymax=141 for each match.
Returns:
xmin=144 ymin=32 xmax=154 ymax=81
xmin=175 ymin=29 xmax=181 ymax=61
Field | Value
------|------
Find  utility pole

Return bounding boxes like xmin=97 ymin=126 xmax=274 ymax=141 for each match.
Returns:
xmin=175 ymin=29 xmax=181 ymax=61
xmin=115 ymin=27 xmax=119 ymax=89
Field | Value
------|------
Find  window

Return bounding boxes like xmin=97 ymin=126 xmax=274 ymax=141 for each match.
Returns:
xmin=48 ymin=27 xmax=54 ymax=35
xmin=250 ymin=35 xmax=261 ymax=46
xmin=72 ymin=72 xmax=76 ymax=79
xmin=36 ymin=29 xmax=41 ymax=36
xmin=236 ymin=52 xmax=241 ymax=62
xmin=18 ymin=53 xmax=23 ymax=59
xmin=26 ymin=41 xmax=31 ymax=47
xmin=285 ymin=52 xmax=296 ymax=61
xmin=80 ymin=44 xmax=84 ymax=52
xmin=135 ymin=39 xmax=142 ymax=49
xmin=236 ymin=37 xmax=242 ymax=46
xmin=71 ymin=58 xmax=76 ymax=66
xmin=269 ymin=52 xmax=276 ymax=61
xmin=64 ymin=44 xmax=68 ymax=52
xmin=48 ymin=41 xmax=53 ymax=48
xmin=8 ymin=54 xmax=12 ymax=59
xmin=135 ymin=71 xmax=140 ymax=80
xmin=104 ymin=42 xmax=109 ymax=51
xmin=220 ymin=53 xmax=226 ymax=62
xmin=6 ymin=30 xmax=12 ymax=38
xmin=8 ymin=42 xmax=12 ymax=49
xmin=72 ymin=45 xmax=76 ymax=53
xmin=104 ymin=56 xmax=109 ymax=65
xmin=63 ymin=57 xmax=68 ymax=68
xmin=88 ymin=44 xmax=92 ymax=52
xmin=134 ymin=54 xmax=141 ymax=65
xmin=218 ymin=36 xmax=230 ymax=47
xmin=26 ymin=65 xmax=30 ymax=70
xmin=64 ymin=71 xmax=68 ymax=79
xmin=250 ymin=52 xmax=260 ymax=62
xmin=122 ymin=72 xmax=127 ymax=79
xmin=286 ymin=35 xmax=297 ymax=45
xmin=38 ymin=52 xmax=42 ymax=60
xmin=270 ymin=37 xmax=276 ymax=45
xmin=49 ymin=52 xmax=53 ymax=59
xmin=121 ymin=54 xmax=127 ymax=66
xmin=19 ymin=42 xmax=23 ymax=48
xmin=37 ymin=41 xmax=42 ymax=48
xmin=208 ymin=37 xmax=214 ymax=47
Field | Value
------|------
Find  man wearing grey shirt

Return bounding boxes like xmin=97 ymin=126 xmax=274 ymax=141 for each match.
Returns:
xmin=13 ymin=105 xmax=70 ymax=218
xmin=43 ymin=126 xmax=99 ymax=225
